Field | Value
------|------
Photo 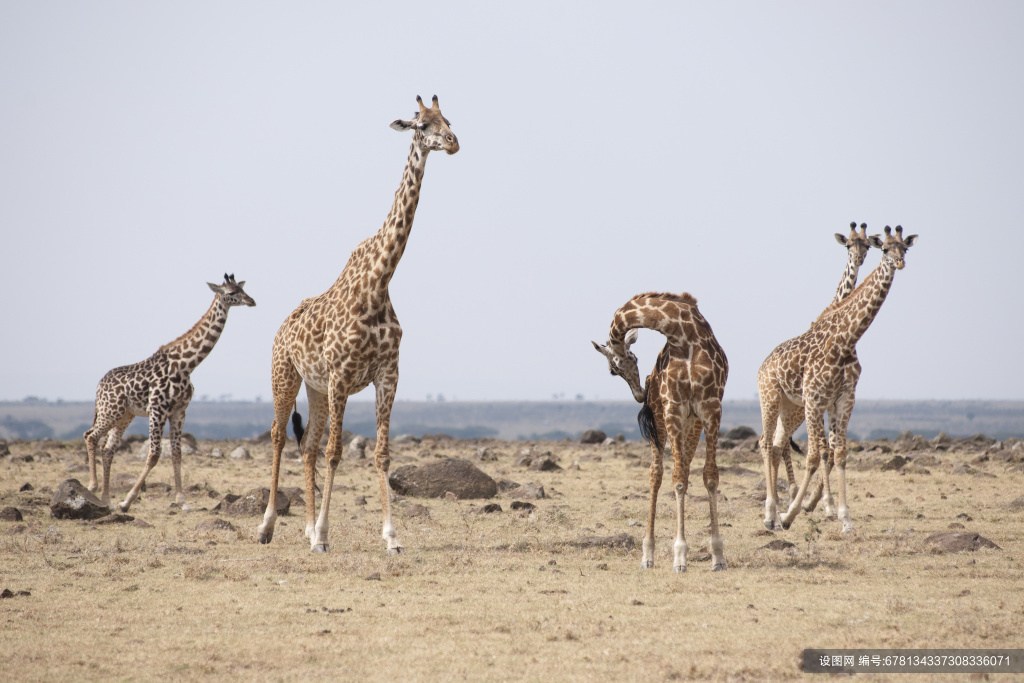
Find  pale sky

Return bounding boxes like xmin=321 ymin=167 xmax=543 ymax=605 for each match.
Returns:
xmin=2 ymin=2 xmax=1022 ymax=405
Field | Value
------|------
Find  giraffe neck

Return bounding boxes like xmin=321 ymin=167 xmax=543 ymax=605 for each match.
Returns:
xmin=609 ymin=293 xmax=698 ymax=353
xmin=368 ymin=141 xmax=430 ymax=289
xmin=161 ymin=296 xmax=230 ymax=372
xmin=832 ymin=253 xmax=862 ymax=305
xmin=829 ymin=260 xmax=896 ymax=348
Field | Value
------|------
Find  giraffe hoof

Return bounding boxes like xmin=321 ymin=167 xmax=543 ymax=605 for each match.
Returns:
xmin=781 ymin=520 xmax=792 ymax=531
xmin=258 ymin=532 xmax=272 ymax=545
xmin=841 ymin=524 xmax=855 ymax=534
xmin=311 ymin=544 xmax=330 ymax=553
xmin=117 ymin=502 xmax=130 ymax=513
xmin=387 ymin=546 xmax=403 ymax=556
xmin=640 ymin=561 xmax=654 ymax=569
xmin=673 ymin=565 xmax=687 ymax=573
xmin=763 ymin=520 xmax=774 ymax=531
xmin=712 ymin=562 xmax=727 ymax=572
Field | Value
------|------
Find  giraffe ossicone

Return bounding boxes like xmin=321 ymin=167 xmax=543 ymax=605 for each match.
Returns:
xmin=758 ymin=225 xmax=917 ymax=534
xmin=594 ymin=292 xmax=729 ymax=572
xmin=83 ymin=274 xmax=255 ymax=512
xmin=257 ymin=95 xmax=459 ymax=554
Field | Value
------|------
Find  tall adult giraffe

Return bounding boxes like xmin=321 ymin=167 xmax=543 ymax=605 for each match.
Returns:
xmin=775 ymin=223 xmax=879 ymax=507
xmin=593 ymin=292 xmax=729 ymax=572
xmin=758 ymin=226 xmax=917 ymax=533
xmin=257 ymin=96 xmax=459 ymax=553
xmin=84 ymin=275 xmax=255 ymax=511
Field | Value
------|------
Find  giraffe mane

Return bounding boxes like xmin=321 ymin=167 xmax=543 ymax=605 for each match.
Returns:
xmin=629 ymin=291 xmax=698 ymax=306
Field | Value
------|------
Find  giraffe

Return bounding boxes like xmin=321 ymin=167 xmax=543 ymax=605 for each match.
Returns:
xmin=593 ymin=292 xmax=729 ymax=572
xmin=257 ymin=95 xmax=459 ymax=554
xmin=775 ymin=223 xmax=879 ymax=507
xmin=84 ymin=274 xmax=255 ymax=512
xmin=758 ymin=225 xmax=917 ymax=533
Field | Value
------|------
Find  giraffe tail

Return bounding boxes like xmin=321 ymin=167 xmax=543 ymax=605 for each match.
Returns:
xmin=291 ymin=410 xmax=305 ymax=449
xmin=789 ymin=437 xmax=803 ymax=455
xmin=637 ymin=401 xmax=662 ymax=453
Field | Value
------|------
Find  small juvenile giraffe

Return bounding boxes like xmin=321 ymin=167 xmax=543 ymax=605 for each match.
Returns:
xmin=758 ymin=226 xmax=917 ymax=533
xmin=776 ymin=223 xmax=879 ymax=506
xmin=84 ymin=274 xmax=255 ymax=511
xmin=257 ymin=96 xmax=459 ymax=554
xmin=593 ymin=292 xmax=729 ymax=572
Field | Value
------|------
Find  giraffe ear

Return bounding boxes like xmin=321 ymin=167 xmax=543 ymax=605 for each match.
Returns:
xmin=208 ymin=282 xmax=222 ymax=294
xmin=390 ymin=119 xmax=415 ymax=132
xmin=868 ymin=235 xmax=885 ymax=249
xmin=624 ymin=329 xmax=639 ymax=348
xmin=592 ymin=341 xmax=611 ymax=358
xmin=235 ymin=281 xmax=246 ymax=288
xmin=834 ymin=233 xmax=849 ymax=246
xmin=903 ymin=234 xmax=918 ymax=247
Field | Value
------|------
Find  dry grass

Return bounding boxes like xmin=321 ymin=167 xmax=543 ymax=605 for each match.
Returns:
xmin=1 ymin=436 xmax=1023 ymax=681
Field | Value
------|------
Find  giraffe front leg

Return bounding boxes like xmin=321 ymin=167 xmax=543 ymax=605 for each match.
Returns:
xmin=781 ymin=410 xmax=825 ymax=530
xmin=643 ymin=441 xmax=664 ymax=569
xmin=120 ymin=411 xmax=166 ymax=513
xmin=168 ymin=405 xmax=189 ymax=511
xmin=373 ymin=377 xmax=402 ymax=555
xmin=310 ymin=388 xmax=347 ymax=553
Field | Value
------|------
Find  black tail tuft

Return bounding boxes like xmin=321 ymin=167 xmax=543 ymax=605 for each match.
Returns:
xmin=789 ymin=437 xmax=803 ymax=455
xmin=637 ymin=402 xmax=661 ymax=453
xmin=291 ymin=410 xmax=305 ymax=449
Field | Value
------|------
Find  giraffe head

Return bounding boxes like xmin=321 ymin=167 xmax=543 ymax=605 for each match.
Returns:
xmin=871 ymin=225 xmax=918 ymax=271
xmin=390 ymin=95 xmax=460 ymax=155
xmin=591 ymin=329 xmax=646 ymax=403
xmin=834 ymin=222 xmax=879 ymax=268
xmin=208 ymin=273 xmax=256 ymax=307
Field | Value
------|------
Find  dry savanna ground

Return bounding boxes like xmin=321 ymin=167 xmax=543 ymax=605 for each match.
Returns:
xmin=1 ymin=431 xmax=1023 ymax=681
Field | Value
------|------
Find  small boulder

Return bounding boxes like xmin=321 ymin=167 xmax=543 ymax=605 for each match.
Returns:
xmin=212 ymin=493 xmax=241 ymax=512
xmin=573 ymin=533 xmax=635 ymax=549
xmin=195 ymin=518 xmax=236 ymax=532
xmin=475 ymin=503 xmax=502 ymax=514
xmin=510 ymin=501 xmax=537 ymax=512
xmin=49 ymin=479 xmax=110 ymax=520
xmin=225 ymin=488 xmax=290 ymax=517
xmin=347 ymin=436 xmax=368 ymax=460
xmin=528 ymin=455 xmax=562 ymax=472
xmin=761 ymin=539 xmax=796 ymax=551
xmin=725 ymin=426 xmax=758 ymax=440
xmin=924 ymin=532 xmax=1000 ymax=553
xmin=389 ymin=458 xmax=497 ymax=499
xmin=405 ymin=504 xmax=430 ymax=518
xmin=517 ymin=482 xmax=546 ymax=500
xmin=1008 ymin=495 xmax=1024 ymax=510
xmin=881 ymin=455 xmax=908 ymax=472
xmin=229 ymin=447 xmax=251 ymax=461
xmin=0 ymin=507 xmax=24 ymax=522
xmin=580 ymin=430 xmax=607 ymax=445
xmin=94 ymin=513 xmax=135 ymax=525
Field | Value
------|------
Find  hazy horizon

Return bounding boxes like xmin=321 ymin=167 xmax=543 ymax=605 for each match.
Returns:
xmin=3 ymin=3 xmax=1022 ymax=404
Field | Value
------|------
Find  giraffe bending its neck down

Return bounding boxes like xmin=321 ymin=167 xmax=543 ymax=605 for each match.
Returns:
xmin=84 ymin=275 xmax=255 ymax=511
xmin=258 ymin=95 xmax=459 ymax=554
xmin=593 ymin=292 xmax=729 ymax=572
xmin=777 ymin=223 xmax=879 ymax=506
xmin=758 ymin=226 xmax=917 ymax=533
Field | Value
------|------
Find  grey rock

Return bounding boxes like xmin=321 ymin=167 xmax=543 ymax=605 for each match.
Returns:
xmin=528 ymin=455 xmax=562 ymax=472
xmin=761 ymin=539 xmax=797 ymax=551
xmin=405 ymin=504 xmax=430 ymax=518
xmin=95 ymin=513 xmax=135 ymax=524
xmin=517 ymin=482 xmax=546 ymax=500
xmin=510 ymin=501 xmax=537 ymax=512
xmin=0 ymin=507 xmax=24 ymax=522
xmin=580 ymin=430 xmax=607 ymax=445
xmin=49 ymin=479 xmax=110 ymax=520
xmin=475 ymin=503 xmax=502 ymax=514
xmin=229 ymin=446 xmax=251 ymax=461
xmin=225 ymin=488 xmax=290 ymax=517
xmin=924 ymin=531 xmax=1000 ymax=553
xmin=881 ymin=455 xmax=908 ymax=471
xmin=196 ymin=518 xmax=236 ymax=532
xmin=347 ymin=436 xmax=368 ymax=460
xmin=389 ymin=458 xmax=497 ymax=499
xmin=572 ymin=533 xmax=635 ymax=549
xmin=725 ymin=426 xmax=758 ymax=440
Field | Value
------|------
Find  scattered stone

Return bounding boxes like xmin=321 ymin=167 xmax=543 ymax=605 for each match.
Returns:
xmin=132 ymin=518 xmax=154 ymax=529
xmin=957 ymin=512 xmax=973 ymax=521
xmin=0 ymin=507 xmax=24 ymax=522
xmin=405 ymin=504 xmax=430 ymax=518
xmin=903 ymin=463 xmax=931 ymax=475
xmin=49 ymin=479 xmax=110 ymax=520
xmin=229 ymin=446 xmax=251 ymax=461
xmin=111 ymin=472 xmax=141 ymax=492
xmin=136 ymin=438 xmax=196 ymax=461
xmin=19 ymin=483 xmax=33 ymax=492
xmin=881 ymin=455 xmax=908 ymax=471
xmin=948 ymin=522 xmax=965 ymax=529
xmin=388 ymin=458 xmax=497 ymax=499
xmin=475 ymin=447 xmax=497 ymax=461
xmin=1 ymin=588 xmax=30 ymax=599
xmin=924 ymin=532 xmax=1000 ymax=553
xmin=353 ymin=495 xmax=367 ymax=506
xmin=528 ymin=455 xmax=562 ymax=472
xmin=195 ymin=518 xmax=236 ymax=532
xmin=572 ymin=533 xmax=635 ymax=549
xmin=347 ymin=436 xmax=368 ymax=460
xmin=210 ymin=447 xmax=224 ymax=458
xmin=931 ymin=432 xmax=952 ymax=446
xmin=212 ymin=493 xmax=241 ymax=512
xmin=225 ymin=488 xmax=290 ymax=517
xmin=761 ymin=539 xmax=796 ymax=551
xmin=280 ymin=487 xmax=306 ymax=507
xmin=595 ymin=563 xmax=609 ymax=570
xmin=725 ymin=426 xmax=757 ymax=440
xmin=580 ymin=430 xmax=607 ymax=445
xmin=1008 ymin=495 xmax=1024 ymax=510
xmin=913 ymin=454 xmax=942 ymax=467
xmin=516 ymin=482 xmax=546 ymax=500
xmin=475 ymin=503 xmax=502 ymax=514
xmin=510 ymin=501 xmax=537 ymax=512
xmin=495 ymin=478 xmax=520 ymax=493
xmin=392 ymin=434 xmax=421 ymax=446
xmin=95 ymin=513 xmax=135 ymax=524
xmin=365 ymin=572 xmax=381 ymax=581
